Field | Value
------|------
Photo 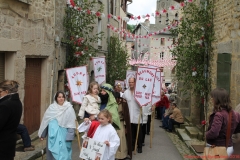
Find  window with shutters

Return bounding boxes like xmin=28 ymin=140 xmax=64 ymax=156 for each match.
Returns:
xmin=217 ymin=53 xmax=231 ymax=93
xmin=0 ymin=53 xmax=5 ymax=82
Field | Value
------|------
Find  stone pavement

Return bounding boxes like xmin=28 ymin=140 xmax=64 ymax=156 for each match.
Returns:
xmin=20 ymin=119 xmax=198 ymax=160
xmin=71 ymin=119 xmax=196 ymax=160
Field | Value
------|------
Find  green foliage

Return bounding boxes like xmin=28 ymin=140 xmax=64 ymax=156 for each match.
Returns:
xmin=63 ymin=0 xmax=104 ymax=68
xmin=106 ymin=36 xmax=130 ymax=86
xmin=127 ymin=24 xmax=135 ymax=33
xmin=170 ymin=0 xmax=214 ymax=103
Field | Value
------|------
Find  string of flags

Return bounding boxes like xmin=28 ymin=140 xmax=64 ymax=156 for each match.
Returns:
xmin=129 ymin=58 xmax=176 ymax=68
xmin=107 ymin=21 xmax=178 ymax=39
xmin=66 ymin=0 xmax=193 ymax=22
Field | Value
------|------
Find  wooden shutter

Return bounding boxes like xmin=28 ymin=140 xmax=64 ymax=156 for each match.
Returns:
xmin=0 ymin=53 xmax=5 ymax=82
xmin=217 ymin=53 xmax=231 ymax=93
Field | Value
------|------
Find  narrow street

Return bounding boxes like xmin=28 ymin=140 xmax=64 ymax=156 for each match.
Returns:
xmin=70 ymin=119 xmax=188 ymax=160
xmin=22 ymin=119 xmax=198 ymax=160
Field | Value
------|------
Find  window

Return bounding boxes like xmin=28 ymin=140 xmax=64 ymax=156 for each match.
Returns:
xmin=110 ymin=0 xmax=116 ymax=15
xmin=121 ymin=0 xmax=125 ymax=11
xmin=160 ymin=52 xmax=164 ymax=60
xmin=161 ymin=38 xmax=165 ymax=45
xmin=98 ymin=18 xmax=102 ymax=46
xmin=173 ymin=38 xmax=175 ymax=45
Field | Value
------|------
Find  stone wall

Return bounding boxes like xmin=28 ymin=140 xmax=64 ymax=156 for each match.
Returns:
xmin=0 ymin=0 xmax=58 ymax=121
xmin=212 ymin=0 xmax=240 ymax=110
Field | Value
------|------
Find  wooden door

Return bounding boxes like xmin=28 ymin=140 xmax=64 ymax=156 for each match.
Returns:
xmin=24 ymin=58 xmax=41 ymax=134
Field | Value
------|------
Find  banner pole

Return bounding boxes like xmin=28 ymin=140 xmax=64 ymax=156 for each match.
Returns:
xmin=134 ymin=107 xmax=142 ymax=155
xmin=75 ymin=120 xmax=81 ymax=152
xmin=153 ymin=106 xmax=156 ymax=138
xmin=150 ymin=106 xmax=154 ymax=148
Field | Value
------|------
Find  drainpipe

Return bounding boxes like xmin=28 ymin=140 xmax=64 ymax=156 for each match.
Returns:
xmin=50 ymin=0 xmax=57 ymax=104
xmin=118 ymin=0 xmax=120 ymax=40
xmin=107 ymin=0 xmax=110 ymax=75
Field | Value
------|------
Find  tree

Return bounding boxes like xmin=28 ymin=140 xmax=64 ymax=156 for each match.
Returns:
xmin=63 ymin=0 xmax=104 ymax=68
xmin=106 ymin=36 xmax=130 ymax=86
xmin=127 ymin=24 xmax=135 ymax=33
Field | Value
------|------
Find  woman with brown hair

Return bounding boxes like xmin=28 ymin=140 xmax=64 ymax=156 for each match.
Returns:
xmin=206 ymin=88 xmax=239 ymax=156
xmin=38 ymin=91 xmax=76 ymax=160
xmin=0 ymin=80 xmax=22 ymax=160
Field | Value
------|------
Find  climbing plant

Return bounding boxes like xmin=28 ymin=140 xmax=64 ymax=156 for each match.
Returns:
xmin=63 ymin=0 xmax=104 ymax=68
xmin=170 ymin=0 xmax=214 ymax=105
xmin=106 ymin=36 xmax=130 ymax=86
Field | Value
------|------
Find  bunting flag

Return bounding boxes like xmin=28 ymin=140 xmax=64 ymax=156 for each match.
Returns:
xmin=66 ymin=0 xmax=193 ymax=22
xmin=126 ymin=70 xmax=136 ymax=89
xmin=66 ymin=66 xmax=88 ymax=104
xmin=134 ymin=67 xmax=157 ymax=106
xmin=92 ymin=57 xmax=106 ymax=85
xmin=107 ymin=21 xmax=178 ymax=39
xmin=129 ymin=59 xmax=176 ymax=68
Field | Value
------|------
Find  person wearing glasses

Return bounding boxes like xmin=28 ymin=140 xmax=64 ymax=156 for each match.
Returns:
xmin=0 ymin=80 xmax=22 ymax=160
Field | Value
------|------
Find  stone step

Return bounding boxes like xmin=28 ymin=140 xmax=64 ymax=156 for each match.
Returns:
xmin=184 ymin=116 xmax=191 ymax=123
xmin=185 ymin=126 xmax=200 ymax=139
xmin=15 ymin=130 xmax=46 ymax=160
xmin=16 ymin=130 xmax=39 ymax=145
xmin=180 ymin=122 xmax=189 ymax=129
xmin=176 ymin=128 xmax=191 ymax=141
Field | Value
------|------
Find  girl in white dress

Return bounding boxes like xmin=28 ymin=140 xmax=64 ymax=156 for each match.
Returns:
xmin=78 ymin=110 xmax=120 ymax=160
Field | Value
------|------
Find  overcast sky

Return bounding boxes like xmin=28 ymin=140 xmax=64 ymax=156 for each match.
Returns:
xmin=127 ymin=0 xmax=157 ymax=25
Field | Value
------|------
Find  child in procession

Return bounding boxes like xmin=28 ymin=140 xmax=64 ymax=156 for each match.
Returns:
xmin=78 ymin=81 xmax=101 ymax=119
xmin=78 ymin=109 xmax=120 ymax=160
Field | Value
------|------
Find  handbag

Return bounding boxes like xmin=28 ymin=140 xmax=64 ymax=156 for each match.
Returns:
xmin=202 ymin=111 xmax=232 ymax=160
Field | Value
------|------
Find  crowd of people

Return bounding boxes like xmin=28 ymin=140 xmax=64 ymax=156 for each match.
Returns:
xmin=0 ymin=79 xmax=240 ymax=160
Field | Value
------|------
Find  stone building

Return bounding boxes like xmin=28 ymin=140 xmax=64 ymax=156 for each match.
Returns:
xmin=131 ymin=0 xmax=179 ymax=86
xmin=0 ymin=0 xmax=132 ymax=134
xmin=211 ymin=0 xmax=240 ymax=109
xmin=0 ymin=0 xmax=67 ymax=134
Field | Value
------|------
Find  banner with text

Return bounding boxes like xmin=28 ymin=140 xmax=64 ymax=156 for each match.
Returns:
xmin=79 ymin=137 xmax=106 ymax=160
xmin=152 ymin=71 xmax=161 ymax=105
xmin=66 ymin=66 xmax=88 ymax=104
xmin=92 ymin=57 xmax=106 ymax=84
xmin=126 ymin=70 xmax=136 ymax=88
xmin=135 ymin=67 xmax=157 ymax=106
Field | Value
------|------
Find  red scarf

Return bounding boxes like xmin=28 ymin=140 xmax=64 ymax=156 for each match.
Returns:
xmin=87 ymin=120 xmax=100 ymax=138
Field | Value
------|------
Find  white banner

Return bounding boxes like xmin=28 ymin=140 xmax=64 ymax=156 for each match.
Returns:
xmin=92 ymin=57 xmax=106 ymax=84
xmin=152 ymin=71 xmax=161 ymax=105
xmin=66 ymin=66 xmax=88 ymax=104
xmin=80 ymin=137 xmax=106 ymax=160
xmin=134 ymin=67 xmax=157 ymax=106
xmin=126 ymin=70 xmax=136 ymax=88
xmin=115 ymin=80 xmax=125 ymax=90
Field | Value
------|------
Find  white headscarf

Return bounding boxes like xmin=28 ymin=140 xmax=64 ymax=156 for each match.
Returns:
xmin=38 ymin=100 xmax=76 ymax=137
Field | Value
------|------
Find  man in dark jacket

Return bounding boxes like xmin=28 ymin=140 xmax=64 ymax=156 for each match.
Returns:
xmin=0 ymin=80 xmax=22 ymax=160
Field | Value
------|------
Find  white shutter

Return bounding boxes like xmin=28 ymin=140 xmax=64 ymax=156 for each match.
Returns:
xmin=0 ymin=53 xmax=5 ymax=82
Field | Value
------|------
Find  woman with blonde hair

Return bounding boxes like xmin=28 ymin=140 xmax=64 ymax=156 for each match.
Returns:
xmin=0 ymin=80 xmax=22 ymax=160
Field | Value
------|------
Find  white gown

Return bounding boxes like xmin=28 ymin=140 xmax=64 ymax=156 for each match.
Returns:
xmin=78 ymin=122 xmax=120 ymax=160
xmin=93 ymin=124 xmax=120 ymax=160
